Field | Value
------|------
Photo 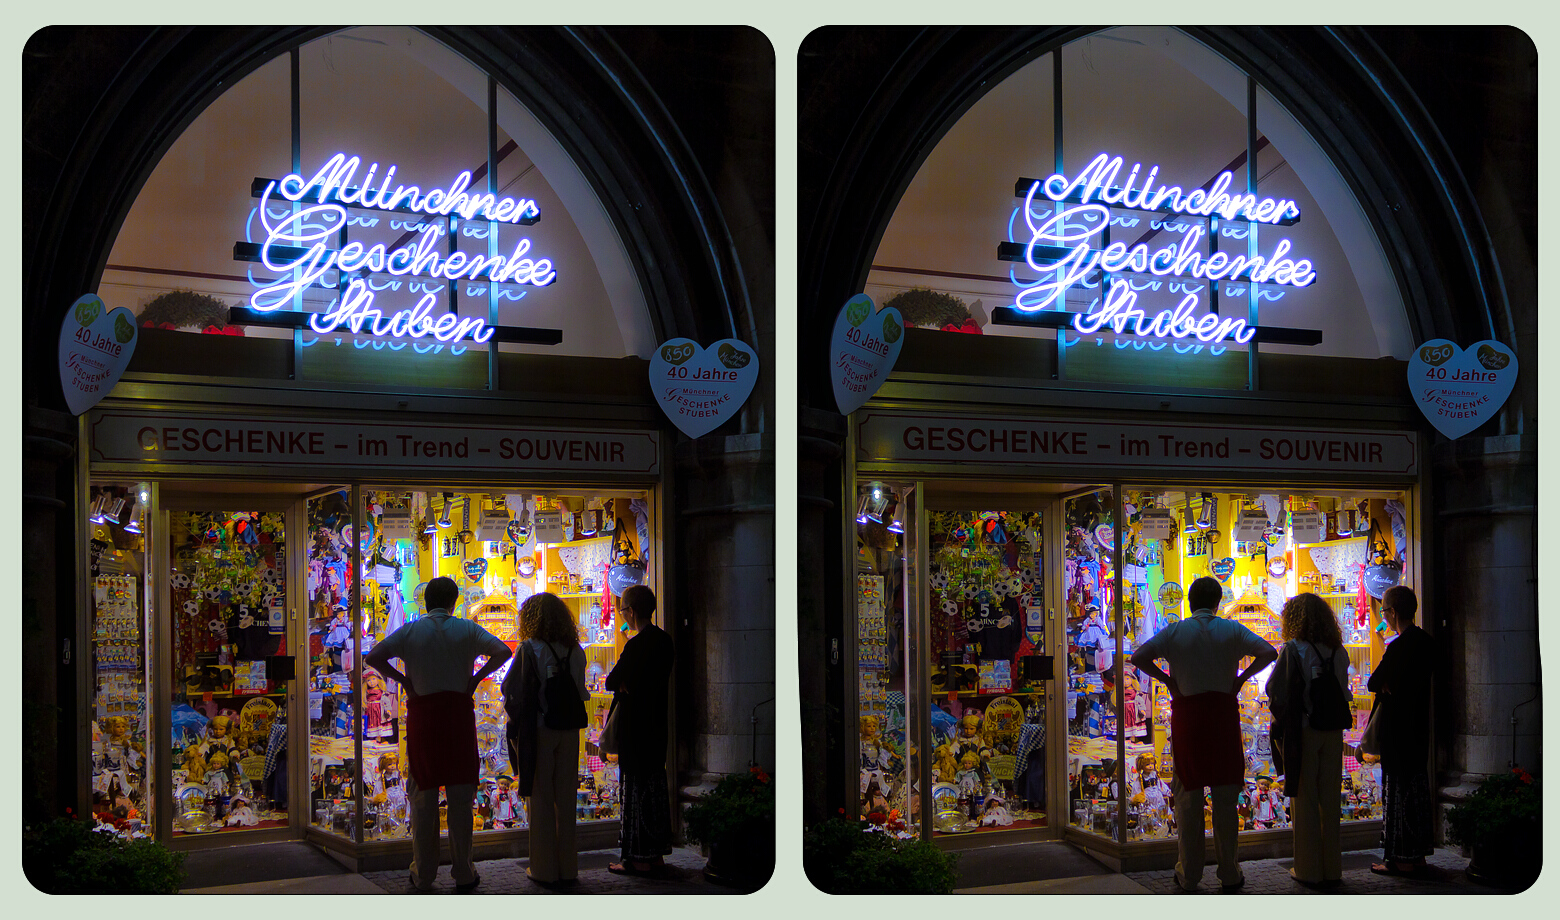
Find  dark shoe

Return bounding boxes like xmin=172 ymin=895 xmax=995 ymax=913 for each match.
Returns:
xmin=409 ymin=872 xmax=433 ymax=893
xmin=1174 ymin=873 xmax=1198 ymax=892
xmin=455 ymin=872 xmax=481 ymax=893
xmin=526 ymin=869 xmax=560 ymax=886
xmin=1222 ymin=874 xmax=1246 ymax=892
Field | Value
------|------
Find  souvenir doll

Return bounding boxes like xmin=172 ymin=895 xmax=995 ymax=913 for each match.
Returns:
xmin=860 ymin=715 xmax=883 ymax=767
xmin=956 ymin=751 xmax=985 ymax=817
xmin=205 ymin=751 xmax=232 ymax=816
xmin=979 ymin=794 xmax=1014 ymax=827
xmin=952 ymin=711 xmax=993 ymax=763
xmin=491 ymin=775 xmax=518 ymax=827
xmin=1252 ymin=775 xmax=1280 ymax=828
xmin=205 ymin=715 xmax=237 ymax=756
xmin=363 ymin=669 xmax=392 ymax=739
xmin=225 ymin=795 xmax=259 ymax=826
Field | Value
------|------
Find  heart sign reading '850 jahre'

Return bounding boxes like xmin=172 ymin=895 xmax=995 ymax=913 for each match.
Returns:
xmin=649 ymin=337 xmax=760 ymax=439
xmin=830 ymin=294 xmax=905 ymax=415
xmin=58 ymin=293 xmax=139 ymax=416
xmin=1407 ymin=338 xmax=1518 ymax=440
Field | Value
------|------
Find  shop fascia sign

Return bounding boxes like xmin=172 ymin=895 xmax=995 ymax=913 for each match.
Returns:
xmin=855 ymin=409 xmax=1417 ymax=476
xmin=1005 ymin=152 xmax=1317 ymax=346
xmin=244 ymin=153 xmax=557 ymax=345
xmin=87 ymin=409 xmax=660 ymax=476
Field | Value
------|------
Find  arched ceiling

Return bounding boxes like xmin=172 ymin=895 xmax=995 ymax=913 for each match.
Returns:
xmin=869 ymin=27 xmax=1412 ymax=360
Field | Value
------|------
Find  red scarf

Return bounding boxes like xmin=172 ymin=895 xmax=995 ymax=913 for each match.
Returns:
xmin=405 ymin=691 xmax=479 ymax=788
xmin=1169 ymin=691 xmax=1244 ymax=788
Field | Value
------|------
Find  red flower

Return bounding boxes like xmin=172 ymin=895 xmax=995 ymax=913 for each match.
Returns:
xmin=749 ymin=766 xmax=770 ymax=784
xmin=1513 ymin=767 xmax=1533 ymax=784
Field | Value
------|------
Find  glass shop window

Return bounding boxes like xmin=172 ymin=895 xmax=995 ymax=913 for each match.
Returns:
xmin=306 ymin=487 xmax=652 ymax=840
xmin=88 ymin=482 xmax=153 ymax=837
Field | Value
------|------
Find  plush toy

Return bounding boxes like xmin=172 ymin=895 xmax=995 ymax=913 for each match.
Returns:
xmin=184 ymin=746 xmax=207 ymax=784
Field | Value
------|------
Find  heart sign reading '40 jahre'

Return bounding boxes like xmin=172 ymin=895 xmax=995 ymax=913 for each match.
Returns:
xmin=58 ymin=293 xmax=139 ymax=416
xmin=830 ymin=294 xmax=904 ymax=415
xmin=1406 ymin=338 xmax=1518 ymax=440
xmin=649 ymin=337 xmax=760 ymax=439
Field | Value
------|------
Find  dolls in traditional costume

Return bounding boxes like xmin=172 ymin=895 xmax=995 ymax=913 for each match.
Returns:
xmin=956 ymin=751 xmax=985 ymax=816
xmin=979 ymin=793 xmax=1014 ymax=827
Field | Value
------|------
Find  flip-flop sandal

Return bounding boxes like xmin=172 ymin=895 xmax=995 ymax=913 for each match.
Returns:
xmin=608 ymin=863 xmax=648 ymax=876
xmin=1369 ymin=862 xmax=1413 ymax=876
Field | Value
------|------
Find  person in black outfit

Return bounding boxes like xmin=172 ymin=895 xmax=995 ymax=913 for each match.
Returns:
xmin=1367 ymin=585 xmax=1436 ymax=877
xmin=606 ymin=584 xmax=675 ymax=875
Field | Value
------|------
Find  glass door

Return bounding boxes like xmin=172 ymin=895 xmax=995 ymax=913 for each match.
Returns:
xmin=161 ymin=496 xmax=294 ymax=839
xmin=924 ymin=503 xmax=1049 ymax=838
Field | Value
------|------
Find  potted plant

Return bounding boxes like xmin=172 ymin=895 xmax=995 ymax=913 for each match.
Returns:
xmin=23 ymin=814 xmax=186 ymax=893
xmin=803 ymin=813 xmax=960 ymax=894
xmin=684 ymin=767 xmax=775 ymax=889
xmin=1445 ymin=767 xmax=1542 ymax=889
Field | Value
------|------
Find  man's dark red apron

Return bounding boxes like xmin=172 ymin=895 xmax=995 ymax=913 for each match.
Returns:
xmin=1169 ymin=691 xmax=1244 ymax=787
xmin=405 ymin=691 xmax=479 ymax=788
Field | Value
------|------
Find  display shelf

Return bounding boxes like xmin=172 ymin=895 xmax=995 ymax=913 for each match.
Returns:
xmin=542 ymin=535 xmax=614 ymax=549
xmin=1297 ymin=536 xmax=1367 ymax=549
xmin=557 ymin=592 xmax=606 ymax=599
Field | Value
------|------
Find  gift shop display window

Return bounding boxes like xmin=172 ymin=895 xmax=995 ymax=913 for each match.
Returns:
xmin=164 ymin=500 xmax=292 ymax=838
xmin=1067 ymin=485 xmax=1413 ymax=845
xmin=88 ymin=481 xmax=154 ymax=837
xmin=925 ymin=507 xmax=1049 ymax=838
xmin=854 ymin=481 xmax=922 ymax=839
xmin=305 ymin=486 xmax=653 ymax=844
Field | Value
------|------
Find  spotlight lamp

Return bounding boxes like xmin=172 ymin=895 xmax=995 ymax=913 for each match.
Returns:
xmin=1195 ymin=493 xmax=1215 ymax=530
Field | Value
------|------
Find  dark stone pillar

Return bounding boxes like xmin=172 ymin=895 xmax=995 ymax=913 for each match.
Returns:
xmin=798 ymin=408 xmax=846 ymax=828
xmin=673 ymin=432 xmax=775 ymax=797
xmin=1432 ymin=433 xmax=1539 ymax=801
xmin=22 ymin=406 xmax=78 ymax=823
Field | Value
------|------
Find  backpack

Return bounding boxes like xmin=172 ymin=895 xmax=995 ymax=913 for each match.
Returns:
xmin=540 ymin=642 xmax=588 ymax=730
xmin=1305 ymin=642 xmax=1353 ymax=731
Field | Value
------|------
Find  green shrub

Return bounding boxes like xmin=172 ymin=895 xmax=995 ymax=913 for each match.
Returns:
xmin=1446 ymin=767 xmax=1541 ymax=851
xmin=23 ymin=816 xmax=186 ymax=894
xmin=684 ymin=767 xmax=774 ymax=848
xmin=804 ymin=817 xmax=959 ymax=894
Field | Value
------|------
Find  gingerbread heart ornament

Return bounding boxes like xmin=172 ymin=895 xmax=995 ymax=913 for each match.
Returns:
xmin=58 ymin=294 xmax=139 ymax=415
xmin=648 ymin=337 xmax=760 ymax=439
xmin=1407 ymin=338 xmax=1518 ymax=439
xmin=830 ymin=294 xmax=904 ymax=415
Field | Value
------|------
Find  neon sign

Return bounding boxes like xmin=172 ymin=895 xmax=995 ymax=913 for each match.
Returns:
xmin=245 ymin=153 xmax=557 ymax=345
xmin=1008 ymin=151 xmax=1317 ymax=345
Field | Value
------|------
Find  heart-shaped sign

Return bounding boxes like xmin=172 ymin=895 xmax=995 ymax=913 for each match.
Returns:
xmin=1407 ymin=338 xmax=1518 ymax=440
xmin=464 ymin=558 xmax=488 ymax=582
xmin=649 ymin=337 xmax=760 ymax=439
xmin=830 ymin=294 xmax=905 ymax=415
xmin=58 ymin=293 xmax=138 ymax=415
xmin=1210 ymin=557 xmax=1236 ymax=583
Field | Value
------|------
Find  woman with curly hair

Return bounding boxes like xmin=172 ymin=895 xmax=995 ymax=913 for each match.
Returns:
xmin=502 ymin=592 xmax=589 ymax=886
xmin=1266 ymin=591 xmax=1351 ymax=887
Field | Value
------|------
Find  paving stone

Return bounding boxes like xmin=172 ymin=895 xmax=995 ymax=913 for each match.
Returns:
xmin=1124 ymin=848 xmax=1503 ymax=895
xmin=361 ymin=845 xmax=734 ymax=894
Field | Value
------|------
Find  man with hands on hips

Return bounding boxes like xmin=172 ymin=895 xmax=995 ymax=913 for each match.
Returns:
xmin=364 ymin=576 xmax=511 ymax=893
xmin=1130 ymin=576 xmax=1277 ymax=893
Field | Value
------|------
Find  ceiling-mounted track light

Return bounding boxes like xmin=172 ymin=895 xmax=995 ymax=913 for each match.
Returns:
xmin=1196 ymin=493 xmax=1215 ymax=530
